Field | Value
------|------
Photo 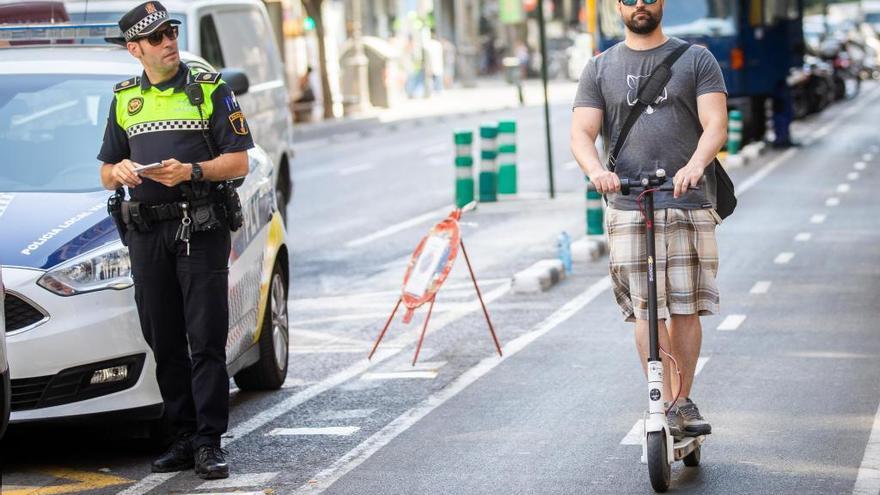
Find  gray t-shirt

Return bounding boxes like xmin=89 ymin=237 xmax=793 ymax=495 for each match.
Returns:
xmin=573 ymin=37 xmax=727 ymax=210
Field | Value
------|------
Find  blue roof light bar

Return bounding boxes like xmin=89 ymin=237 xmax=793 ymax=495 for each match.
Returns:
xmin=0 ymin=23 xmax=121 ymax=42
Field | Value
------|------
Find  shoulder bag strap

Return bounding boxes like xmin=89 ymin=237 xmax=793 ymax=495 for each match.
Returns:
xmin=608 ymin=42 xmax=691 ymax=172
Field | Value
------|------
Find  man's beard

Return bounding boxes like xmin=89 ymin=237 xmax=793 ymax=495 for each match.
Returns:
xmin=624 ymin=9 xmax=662 ymax=35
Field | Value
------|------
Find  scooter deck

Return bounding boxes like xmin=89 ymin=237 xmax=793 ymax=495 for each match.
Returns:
xmin=673 ymin=435 xmax=706 ymax=461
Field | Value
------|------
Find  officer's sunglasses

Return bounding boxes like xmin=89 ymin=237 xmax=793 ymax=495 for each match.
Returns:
xmin=142 ymin=25 xmax=179 ymax=46
xmin=619 ymin=0 xmax=658 ymax=6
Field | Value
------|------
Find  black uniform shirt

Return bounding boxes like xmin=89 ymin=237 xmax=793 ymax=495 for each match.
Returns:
xmin=98 ymin=62 xmax=255 ymax=203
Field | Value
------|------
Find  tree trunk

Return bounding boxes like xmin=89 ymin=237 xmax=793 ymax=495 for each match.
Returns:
xmin=303 ymin=0 xmax=334 ymax=120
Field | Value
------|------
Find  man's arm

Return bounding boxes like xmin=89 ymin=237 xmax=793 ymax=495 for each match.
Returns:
xmin=139 ymin=151 xmax=249 ymax=187
xmin=672 ymin=92 xmax=728 ymax=198
xmin=101 ymin=160 xmax=141 ymax=190
xmin=570 ymin=106 xmax=620 ymax=193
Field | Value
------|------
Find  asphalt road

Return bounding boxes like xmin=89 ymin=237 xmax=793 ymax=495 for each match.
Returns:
xmin=2 ymin=83 xmax=879 ymax=495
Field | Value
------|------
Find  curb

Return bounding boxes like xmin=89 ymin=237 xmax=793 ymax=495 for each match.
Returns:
xmin=511 ymin=259 xmax=566 ymax=294
xmin=572 ymin=237 xmax=607 ymax=263
xmin=724 ymin=141 xmax=766 ymax=169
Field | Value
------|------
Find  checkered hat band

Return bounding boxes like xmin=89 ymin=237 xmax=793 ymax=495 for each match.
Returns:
xmin=127 ymin=120 xmax=209 ymax=138
xmin=124 ymin=11 xmax=169 ymax=41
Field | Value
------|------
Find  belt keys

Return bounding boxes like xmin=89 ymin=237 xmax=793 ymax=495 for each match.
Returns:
xmin=176 ymin=203 xmax=192 ymax=256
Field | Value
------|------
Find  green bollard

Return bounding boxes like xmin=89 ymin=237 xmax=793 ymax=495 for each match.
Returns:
xmin=497 ymin=120 xmax=517 ymax=195
xmin=585 ymin=176 xmax=604 ymax=236
xmin=479 ymin=123 xmax=498 ymax=202
xmin=728 ymin=109 xmax=743 ymax=155
xmin=454 ymin=130 xmax=474 ymax=208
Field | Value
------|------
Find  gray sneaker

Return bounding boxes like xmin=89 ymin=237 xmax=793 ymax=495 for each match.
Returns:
xmin=665 ymin=403 xmax=684 ymax=439
xmin=677 ymin=398 xmax=712 ymax=436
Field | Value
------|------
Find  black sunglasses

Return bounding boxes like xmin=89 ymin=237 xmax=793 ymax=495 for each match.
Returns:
xmin=142 ymin=25 xmax=179 ymax=46
xmin=620 ymin=0 xmax=658 ymax=6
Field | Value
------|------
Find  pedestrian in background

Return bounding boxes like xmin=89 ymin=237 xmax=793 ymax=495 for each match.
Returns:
xmin=570 ymin=0 xmax=727 ymax=440
xmin=98 ymin=0 xmax=254 ymax=479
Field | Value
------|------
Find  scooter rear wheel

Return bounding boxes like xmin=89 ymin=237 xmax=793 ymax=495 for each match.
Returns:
xmin=683 ymin=444 xmax=701 ymax=467
xmin=647 ymin=431 xmax=670 ymax=492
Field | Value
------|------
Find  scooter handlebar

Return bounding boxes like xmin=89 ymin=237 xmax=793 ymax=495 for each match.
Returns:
xmin=586 ymin=178 xmax=700 ymax=195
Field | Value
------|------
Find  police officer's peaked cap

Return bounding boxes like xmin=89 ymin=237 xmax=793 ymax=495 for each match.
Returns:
xmin=118 ymin=1 xmax=181 ymax=42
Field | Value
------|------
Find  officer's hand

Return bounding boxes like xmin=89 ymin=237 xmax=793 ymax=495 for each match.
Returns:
xmin=141 ymin=158 xmax=191 ymax=187
xmin=590 ymin=170 xmax=621 ymax=194
xmin=112 ymin=159 xmax=142 ymax=188
xmin=673 ymin=163 xmax=704 ymax=199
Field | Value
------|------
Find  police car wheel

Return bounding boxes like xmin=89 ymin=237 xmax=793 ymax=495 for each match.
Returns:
xmin=233 ymin=261 xmax=289 ymax=390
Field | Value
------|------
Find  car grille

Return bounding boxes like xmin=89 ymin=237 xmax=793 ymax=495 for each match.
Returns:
xmin=4 ymin=292 xmax=46 ymax=332
xmin=10 ymin=354 xmax=146 ymax=412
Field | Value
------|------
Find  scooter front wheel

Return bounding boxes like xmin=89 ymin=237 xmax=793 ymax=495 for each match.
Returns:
xmin=683 ymin=444 xmax=701 ymax=467
xmin=647 ymin=431 xmax=671 ymax=492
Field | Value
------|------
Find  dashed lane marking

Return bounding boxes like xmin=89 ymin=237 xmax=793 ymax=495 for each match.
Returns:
xmin=338 ymin=163 xmax=375 ymax=176
xmin=826 ymin=197 xmax=841 ymax=207
xmin=620 ymin=357 xmax=711 ymax=445
xmin=837 ymin=184 xmax=851 ymax=194
xmin=863 ymin=153 xmax=875 ymax=162
xmin=196 ymin=472 xmax=278 ymax=491
xmin=361 ymin=371 xmax=438 ymax=380
xmin=811 ymin=214 xmax=827 ymax=224
xmin=774 ymin=252 xmax=795 ymax=264
xmin=294 ymin=276 xmax=613 ymax=493
xmin=345 ymin=204 xmax=453 ymax=248
xmin=794 ymin=232 xmax=812 ymax=242
xmin=750 ymin=281 xmax=772 ymax=294
xmin=848 ymin=172 xmax=860 ymax=181
xmin=315 ymin=409 xmax=377 ymax=421
xmin=717 ymin=314 xmax=747 ymax=331
xmin=269 ymin=427 xmax=361 ymax=436
xmin=855 ymin=162 xmax=867 ymax=171
xmin=853 ymin=397 xmax=880 ymax=494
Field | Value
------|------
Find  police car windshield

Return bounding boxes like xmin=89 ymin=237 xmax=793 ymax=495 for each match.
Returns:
xmin=67 ymin=12 xmax=188 ymax=48
xmin=0 ymin=74 xmax=118 ymax=193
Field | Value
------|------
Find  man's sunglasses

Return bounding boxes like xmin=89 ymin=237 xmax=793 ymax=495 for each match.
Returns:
xmin=619 ymin=0 xmax=658 ymax=6
xmin=141 ymin=25 xmax=179 ymax=46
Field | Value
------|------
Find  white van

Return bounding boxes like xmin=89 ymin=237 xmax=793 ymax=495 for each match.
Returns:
xmin=65 ymin=0 xmax=295 ymax=220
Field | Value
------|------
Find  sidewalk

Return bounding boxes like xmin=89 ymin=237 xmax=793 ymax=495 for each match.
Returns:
xmin=295 ymin=77 xmax=578 ymax=145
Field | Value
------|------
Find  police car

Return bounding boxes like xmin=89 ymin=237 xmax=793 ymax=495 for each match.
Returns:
xmin=0 ymin=25 xmax=290 ymax=426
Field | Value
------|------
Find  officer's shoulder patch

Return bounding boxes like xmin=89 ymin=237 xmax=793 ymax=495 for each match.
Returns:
xmin=114 ymin=76 xmax=140 ymax=92
xmin=194 ymin=72 xmax=221 ymax=84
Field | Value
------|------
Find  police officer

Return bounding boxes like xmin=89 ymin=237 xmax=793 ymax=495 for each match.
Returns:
xmin=98 ymin=1 xmax=253 ymax=480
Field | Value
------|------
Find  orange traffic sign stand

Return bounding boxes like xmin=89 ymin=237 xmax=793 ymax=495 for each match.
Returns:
xmin=368 ymin=208 xmax=503 ymax=366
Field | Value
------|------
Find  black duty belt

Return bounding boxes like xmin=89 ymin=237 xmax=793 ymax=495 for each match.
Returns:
xmin=142 ymin=202 xmax=185 ymax=222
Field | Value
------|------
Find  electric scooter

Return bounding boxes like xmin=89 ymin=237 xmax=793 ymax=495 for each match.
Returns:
xmin=589 ymin=169 xmax=705 ymax=493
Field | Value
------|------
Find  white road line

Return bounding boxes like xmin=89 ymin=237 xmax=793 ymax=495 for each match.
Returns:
xmin=848 ymin=172 xmax=860 ymax=181
xmin=774 ymin=252 xmax=795 ymax=264
xmin=853 ymin=398 xmax=880 ymax=495
xmin=750 ymin=281 xmax=772 ymax=294
xmin=269 ymin=427 xmax=361 ymax=436
xmin=621 ymin=357 xmax=711 ymax=445
xmin=116 ymin=474 xmax=178 ymax=495
xmin=182 ymin=492 xmax=265 ymax=495
xmin=826 ymin=197 xmax=841 ymax=207
xmin=855 ymin=162 xmax=867 ymax=171
xmin=295 ymin=276 xmax=613 ymax=494
xmin=736 ymin=148 xmax=797 ymax=195
xmin=863 ymin=153 xmax=875 ymax=162
xmin=338 ymin=163 xmax=375 ymax=176
xmin=717 ymin=314 xmax=747 ymax=331
xmin=837 ymin=184 xmax=851 ymax=194
xmin=345 ymin=204 xmax=453 ymax=248
xmin=315 ymin=409 xmax=377 ymax=421
xmin=197 ymin=473 xmax=278 ymax=490
xmin=811 ymin=214 xmax=827 ymax=224
xmin=794 ymin=232 xmax=812 ymax=242
xmin=362 ymin=371 xmax=439 ymax=380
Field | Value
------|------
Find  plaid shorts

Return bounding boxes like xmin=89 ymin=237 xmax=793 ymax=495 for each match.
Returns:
xmin=606 ymin=207 xmax=721 ymax=322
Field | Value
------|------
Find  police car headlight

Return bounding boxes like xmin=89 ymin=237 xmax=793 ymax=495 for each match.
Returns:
xmin=37 ymin=242 xmax=133 ymax=296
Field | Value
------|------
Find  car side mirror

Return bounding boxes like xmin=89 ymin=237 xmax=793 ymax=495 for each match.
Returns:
xmin=221 ymin=68 xmax=249 ymax=96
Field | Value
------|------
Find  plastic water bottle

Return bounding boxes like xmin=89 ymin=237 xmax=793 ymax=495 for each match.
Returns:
xmin=558 ymin=231 xmax=572 ymax=274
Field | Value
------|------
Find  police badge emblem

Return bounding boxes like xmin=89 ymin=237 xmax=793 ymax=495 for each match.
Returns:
xmin=128 ymin=97 xmax=144 ymax=115
xmin=228 ymin=111 xmax=249 ymax=135
xmin=145 ymin=3 xmax=157 ymax=14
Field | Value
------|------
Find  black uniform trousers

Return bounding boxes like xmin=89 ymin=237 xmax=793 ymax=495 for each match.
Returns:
xmin=128 ymin=220 xmax=231 ymax=449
